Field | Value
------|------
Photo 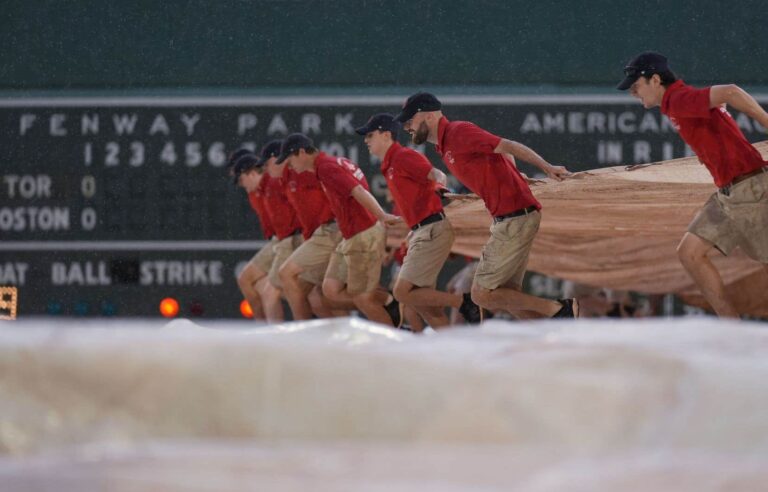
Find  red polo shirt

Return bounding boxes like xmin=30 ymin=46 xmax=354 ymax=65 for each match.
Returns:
xmin=381 ymin=142 xmax=444 ymax=228
xmin=434 ymin=117 xmax=541 ymax=217
xmin=282 ymin=166 xmax=335 ymax=239
xmin=314 ymin=152 xmax=377 ymax=239
xmin=661 ymin=80 xmax=767 ymax=188
xmin=247 ymin=190 xmax=275 ymax=239
xmin=261 ymin=173 xmax=301 ymax=240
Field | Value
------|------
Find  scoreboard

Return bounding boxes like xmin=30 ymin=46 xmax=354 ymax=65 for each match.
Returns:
xmin=2 ymin=94 xmax=765 ymax=318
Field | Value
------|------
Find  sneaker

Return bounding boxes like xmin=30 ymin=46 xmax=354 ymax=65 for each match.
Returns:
xmin=552 ymin=298 xmax=580 ymax=319
xmin=384 ymin=297 xmax=402 ymax=328
xmin=459 ymin=293 xmax=484 ymax=324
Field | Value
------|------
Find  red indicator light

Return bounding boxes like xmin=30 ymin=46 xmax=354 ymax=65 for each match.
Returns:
xmin=159 ymin=297 xmax=179 ymax=318
xmin=189 ymin=301 xmax=204 ymax=317
xmin=240 ymin=299 xmax=254 ymax=318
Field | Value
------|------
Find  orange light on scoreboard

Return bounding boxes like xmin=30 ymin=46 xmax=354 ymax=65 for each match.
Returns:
xmin=240 ymin=299 xmax=254 ymax=318
xmin=159 ymin=297 xmax=180 ymax=318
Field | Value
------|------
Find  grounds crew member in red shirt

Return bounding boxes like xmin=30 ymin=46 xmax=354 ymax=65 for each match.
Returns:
xmin=618 ymin=51 xmax=768 ymax=318
xmin=277 ymin=133 xmax=400 ymax=327
xmin=231 ymin=152 xmax=284 ymax=322
xmin=260 ymin=140 xmax=303 ymax=298
xmin=355 ymin=113 xmax=483 ymax=327
xmin=394 ymin=92 xmax=579 ymax=319
xmin=277 ymin=144 xmax=349 ymax=320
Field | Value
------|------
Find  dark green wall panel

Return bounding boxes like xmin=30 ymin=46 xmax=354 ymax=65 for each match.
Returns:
xmin=1 ymin=0 xmax=766 ymax=90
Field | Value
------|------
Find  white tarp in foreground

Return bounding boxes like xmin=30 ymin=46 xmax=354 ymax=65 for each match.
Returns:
xmin=1 ymin=317 xmax=767 ymax=491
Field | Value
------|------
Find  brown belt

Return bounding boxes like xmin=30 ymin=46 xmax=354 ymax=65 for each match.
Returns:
xmin=719 ymin=166 xmax=767 ymax=196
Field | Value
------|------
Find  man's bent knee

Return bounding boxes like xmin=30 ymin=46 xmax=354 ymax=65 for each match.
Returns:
xmin=322 ymin=279 xmax=344 ymax=302
xmin=238 ymin=265 xmax=259 ymax=290
xmin=279 ymin=261 xmax=300 ymax=283
xmin=677 ymin=233 xmax=712 ymax=267
xmin=392 ymin=280 xmax=413 ymax=303
xmin=471 ymin=284 xmax=491 ymax=308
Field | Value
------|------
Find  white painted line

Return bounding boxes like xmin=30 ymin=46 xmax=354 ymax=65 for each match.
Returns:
xmin=0 ymin=241 xmax=267 ymax=251
xmin=5 ymin=93 xmax=765 ymax=106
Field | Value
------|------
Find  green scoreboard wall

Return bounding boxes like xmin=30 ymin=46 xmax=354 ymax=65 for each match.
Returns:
xmin=2 ymin=94 xmax=766 ymax=317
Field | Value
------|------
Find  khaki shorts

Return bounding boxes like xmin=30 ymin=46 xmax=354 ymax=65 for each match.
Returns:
xmin=474 ymin=210 xmax=541 ymax=290
xmin=325 ymin=222 xmax=385 ymax=295
xmin=398 ymin=218 xmax=455 ymax=288
xmin=285 ymin=221 xmax=343 ymax=285
xmin=268 ymin=233 xmax=303 ymax=289
xmin=248 ymin=237 xmax=278 ymax=274
xmin=688 ymin=171 xmax=768 ymax=262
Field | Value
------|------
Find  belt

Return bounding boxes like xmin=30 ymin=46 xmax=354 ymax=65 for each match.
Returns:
xmin=493 ymin=205 xmax=538 ymax=223
xmin=411 ymin=212 xmax=445 ymax=231
xmin=719 ymin=166 xmax=767 ymax=196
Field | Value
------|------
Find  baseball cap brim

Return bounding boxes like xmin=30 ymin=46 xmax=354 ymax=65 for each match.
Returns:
xmin=393 ymin=107 xmax=416 ymax=123
xmin=616 ymin=75 xmax=638 ymax=91
xmin=355 ymin=122 xmax=391 ymax=135
xmin=275 ymin=151 xmax=290 ymax=164
xmin=354 ymin=124 xmax=371 ymax=135
xmin=232 ymin=158 xmax=264 ymax=184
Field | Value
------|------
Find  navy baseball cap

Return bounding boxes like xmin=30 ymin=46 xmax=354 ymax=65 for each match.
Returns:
xmin=617 ymin=51 xmax=669 ymax=90
xmin=231 ymin=153 xmax=263 ymax=184
xmin=275 ymin=133 xmax=314 ymax=164
xmin=226 ymin=147 xmax=254 ymax=171
xmin=393 ymin=92 xmax=442 ymax=123
xmin=258 ymin=139 xmax=284 ymax=163
xmin=355 ymin=113 xmax=400 ymax=137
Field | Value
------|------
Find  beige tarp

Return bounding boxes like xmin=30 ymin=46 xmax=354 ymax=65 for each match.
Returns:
xmin=388 ymin=141 xmax=768 ymax=316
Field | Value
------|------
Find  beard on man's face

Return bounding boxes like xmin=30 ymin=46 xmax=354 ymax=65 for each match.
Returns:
xmin=410 ymin=121 xmax=429 ymax=145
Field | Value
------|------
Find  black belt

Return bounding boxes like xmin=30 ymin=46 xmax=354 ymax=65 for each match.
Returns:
xmin=411 ymin=212 xmax=445 ymax=231
xmin=493 ymin=205 xmax=538 ymax=223
xmin=719 ymin=166 xmax=767 ymax=196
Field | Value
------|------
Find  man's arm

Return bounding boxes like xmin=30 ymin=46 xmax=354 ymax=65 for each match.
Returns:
xmin=427 ymin=168 xmax=448 ymax=186
xmin=710 ymin=84 xmax=768 ymax=130
xmin=494 ymin=139 xmax=571 ymax=181
xmin=350 ymin=185 xmax=402 ymax=226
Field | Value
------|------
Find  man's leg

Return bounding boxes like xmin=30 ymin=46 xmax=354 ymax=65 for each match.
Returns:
xmin=474 ymin=212 xmax=568 ymax=317
xmin=237 ymin=263 xmax=267 ymax=320
xmin=307 ymin=284 xmax=347 ymax=318
xmin=255 ymin=276 xmax=284 ymax=322
xmin=403 ymin=305 xmax=427 ymax=332
xmin=393 ymin=277 xmax=453 ymax=327
xmin=416 ymin=305 xmax=446 ymax=329
xmin=677 ymin=232 xmax=739 ymax=318
xmin=342 ymin=223 xmax=398 ymax=327
xmin=352 ymin=289 xmax=395 ymax=326
xmin=471 ymin=284 xmax=562 ymax=317
xmin=321 ymin=251 xmax=357 ymax=311
xmin=279 ymin=259 xmax=314 ymax=320
xmin=391 ymin=220 xmax=458 ymax=328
